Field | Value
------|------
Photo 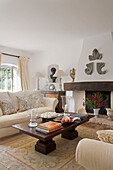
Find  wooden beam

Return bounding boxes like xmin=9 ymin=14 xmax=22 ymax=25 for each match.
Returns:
xmin=64 ymin=82 xmax=113 ymax=91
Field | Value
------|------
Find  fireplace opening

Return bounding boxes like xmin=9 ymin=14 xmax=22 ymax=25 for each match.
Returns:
xmin=85 ymin=91 xmax=111 ymax=114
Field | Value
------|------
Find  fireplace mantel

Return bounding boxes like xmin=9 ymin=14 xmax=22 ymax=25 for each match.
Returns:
xmin=64 ymin=81 xmax=113 ymax=91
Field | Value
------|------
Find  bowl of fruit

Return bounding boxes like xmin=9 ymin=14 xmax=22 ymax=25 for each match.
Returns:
xmin=54 ymin=114 xmax=81 ymax=124
xmin=61 ymin=117 xmax=73 ymax=124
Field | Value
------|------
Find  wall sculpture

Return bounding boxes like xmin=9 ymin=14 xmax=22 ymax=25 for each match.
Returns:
xmin=85 ymin=49 xmax=107 ymax=75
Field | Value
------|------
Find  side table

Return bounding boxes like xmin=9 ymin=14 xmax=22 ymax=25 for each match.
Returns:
xmin=41 ymin=90 xmax=65 ymax=113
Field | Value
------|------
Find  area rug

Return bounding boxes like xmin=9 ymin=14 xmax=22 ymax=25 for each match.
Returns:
xmin=0 ymin=134 xmax=84 ymax=170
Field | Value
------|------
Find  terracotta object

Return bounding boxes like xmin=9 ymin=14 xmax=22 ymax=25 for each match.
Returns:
xmin=70 ymin=68 xmax=76 ymax=82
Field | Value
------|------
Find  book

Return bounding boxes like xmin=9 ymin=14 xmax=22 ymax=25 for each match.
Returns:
xmin=38 ymin=121 xmax=62 ymax=130
xmin=36 ymin=126 xmax=62 ymax=132
xmin=36 ymin=126 xmax=63 ymax=134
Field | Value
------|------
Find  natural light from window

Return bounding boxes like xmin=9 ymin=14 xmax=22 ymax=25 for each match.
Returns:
xmin=0 ymin=64 xmax=19 ymax=92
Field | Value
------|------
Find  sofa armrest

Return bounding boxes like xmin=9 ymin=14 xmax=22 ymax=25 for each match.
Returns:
xmin=43 ymin=97 xmax=58 ymax=112
xmin=76 ymin=138 xmax=113 ymax=170
xmin=97 ymin=130 xmax=113 ymax=144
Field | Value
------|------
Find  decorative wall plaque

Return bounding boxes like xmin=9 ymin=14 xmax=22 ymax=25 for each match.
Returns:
xmin=97 ymin=62 xmax=107 ymax=74
xmin=48 ymin=64 xmax=59 ymax=83
xmin=89 ymin=49 xmax=103 ymax=61
xmin=85 ymin=62 xmax=94 ymax=75
xmin=85 ymin=48 xmax=107 ymax=75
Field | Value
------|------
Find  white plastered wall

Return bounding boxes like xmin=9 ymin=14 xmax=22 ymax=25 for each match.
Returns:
xmin=31 ymin=40 xmax=83 ymax=90
xmin=74 ymin=32 xmax=113 ymax=111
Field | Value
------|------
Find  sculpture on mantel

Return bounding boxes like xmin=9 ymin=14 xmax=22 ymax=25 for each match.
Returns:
xmin=70 ymin=68 xmax=76 ymax=82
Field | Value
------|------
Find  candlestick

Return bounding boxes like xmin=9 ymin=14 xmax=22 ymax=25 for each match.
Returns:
xmin=65 ymin=104 xmax=68 ymax=112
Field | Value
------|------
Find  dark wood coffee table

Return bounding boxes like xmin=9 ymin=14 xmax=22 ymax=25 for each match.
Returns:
xmin=12 ymin=117 xmax=88 ymax=155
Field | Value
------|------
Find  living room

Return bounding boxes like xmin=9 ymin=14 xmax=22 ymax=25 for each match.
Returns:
xmin=0 ymin=0 xmax=113 ymax=170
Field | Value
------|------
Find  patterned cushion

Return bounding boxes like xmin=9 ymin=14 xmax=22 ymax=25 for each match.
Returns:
xmin=30 ymin=91 xmax=44 ymax=108
xmin=97 ymin=130 xmax=113 ymax=144
xmin=0 ymin=99 xmax=17 ymax=115
xmin=0 ymin=92 xmax=17 ymax=115
xmin=0 ymin=107 xmax=3 ymax=116
xmin=17 ymin=95 xmax=32 ymax=112
xmin=8 ymin=92 xmax=19 ymax=112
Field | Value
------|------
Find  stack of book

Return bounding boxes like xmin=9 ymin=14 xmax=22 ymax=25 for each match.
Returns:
xmin=36 ymin=121 xmax=63 ymax=134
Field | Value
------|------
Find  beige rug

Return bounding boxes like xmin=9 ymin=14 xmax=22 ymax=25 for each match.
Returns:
xmin=0 ymin=134 xmax=85 ymax=170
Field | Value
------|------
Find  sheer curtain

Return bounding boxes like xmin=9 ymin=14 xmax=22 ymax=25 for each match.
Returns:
xmin=18 ymin=56 xmax=30 ymax=90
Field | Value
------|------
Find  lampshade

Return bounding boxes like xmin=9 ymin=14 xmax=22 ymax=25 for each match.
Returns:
xmin=53 ymin=70 xmax=67 ymax=78
xmin=36 ymin=72 xmax=44 ymax=78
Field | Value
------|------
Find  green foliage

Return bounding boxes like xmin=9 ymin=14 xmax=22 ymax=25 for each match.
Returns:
xmin=0 ymin=67 xmax=12 ymax=90
xmin=83 ymin=92 xmax=104 ymax=109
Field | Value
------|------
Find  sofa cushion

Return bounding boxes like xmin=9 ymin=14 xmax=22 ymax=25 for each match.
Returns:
xmin=17 ymin=95 xmax=32 ymax=112
xmin=97 ymin=130 xmax=113 ymax=144
xmin=0 ymin=107 xmax=3 ymax=116
xmin=0 ymin=92 xmax=9 ymax=100
xmin=0 ymin=107 xmax=53 ymax=128
xmin=15 ymin=90 xmax=44 ymax=111
xmin=0 ymin=92 xmax=17 ymax=115
xmin=0 ymin=99 xmax=17 ymax=115
xmin=30 ymin=91 xmax=44 ymax=108
xmin=8 ymin=92 xmax=19 ymax=112
xmin=10 ymin=90 xmax=35 ymax=111
xmin=0 ymin=92 xmax=9 ymax=112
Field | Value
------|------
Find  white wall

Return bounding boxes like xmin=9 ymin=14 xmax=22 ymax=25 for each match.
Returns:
xmin=30 ymin=41 xmax=83 ymax=90
xmin=76 ymin=32 xmax=113 ymax=82
xmin=0 ymin=42 xmax=83 ymax=90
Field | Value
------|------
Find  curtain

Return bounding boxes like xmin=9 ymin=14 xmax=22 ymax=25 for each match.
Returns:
xmin=18 ymin=56 xmax=30 ymax=90
xmin=0 ymin=53 xmax=2 ymax=68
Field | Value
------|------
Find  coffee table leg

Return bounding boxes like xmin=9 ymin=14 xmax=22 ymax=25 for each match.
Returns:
xmin=35 ymin=139 xmax=56 ymax=155
xmin=61 ymin=129 xmax=78 ymax=140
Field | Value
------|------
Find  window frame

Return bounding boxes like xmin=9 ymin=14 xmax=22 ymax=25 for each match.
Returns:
xmin=0 ymin=63 xmax=18 ymax=92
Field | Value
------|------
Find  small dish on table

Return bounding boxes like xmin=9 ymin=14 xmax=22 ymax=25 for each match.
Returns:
xmin=40 ymin=112 xmax=61 ymax=122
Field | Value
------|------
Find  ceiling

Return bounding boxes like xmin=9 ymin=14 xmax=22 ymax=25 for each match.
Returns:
xmin=0 ymin=0 xmax=113 ymax=51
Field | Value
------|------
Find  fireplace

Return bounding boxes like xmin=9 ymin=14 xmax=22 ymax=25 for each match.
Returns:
xmin=85 ymin=91 xmax=111 ymax=114
xmin=64 ymin=81 xmax=113 ymax=112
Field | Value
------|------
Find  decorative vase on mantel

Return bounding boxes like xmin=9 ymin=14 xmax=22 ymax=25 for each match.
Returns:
xmin=93 ymin=108 xmax=100 ymax=118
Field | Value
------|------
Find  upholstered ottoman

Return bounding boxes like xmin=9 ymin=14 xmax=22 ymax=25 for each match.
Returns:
xmin=76 ymin=115 xmax=113 ymax=140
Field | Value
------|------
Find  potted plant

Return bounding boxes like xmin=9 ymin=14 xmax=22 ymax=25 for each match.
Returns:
xmin=83 ymin=92 xmax=105 ymax=117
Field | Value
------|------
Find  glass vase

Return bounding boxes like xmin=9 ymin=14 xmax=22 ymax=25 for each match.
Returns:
xmin=93 ymin=108 xmax=99 ymax=118
xmin=28 ymin=110 xmax=38 ymax=128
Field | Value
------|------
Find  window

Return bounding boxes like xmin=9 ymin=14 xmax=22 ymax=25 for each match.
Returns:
xmin=0 ymin=64 xmax=19 ymax=92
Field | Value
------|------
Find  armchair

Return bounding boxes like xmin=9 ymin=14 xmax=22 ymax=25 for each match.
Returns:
xmin=75 ymin=137 xmax=113 ymax=170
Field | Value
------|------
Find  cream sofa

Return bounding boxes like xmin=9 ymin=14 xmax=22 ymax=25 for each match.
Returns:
xmin=75 ymin=130 xmax=113 ymax=170
xmin=0 ymin=90 xmax=58 ymax=138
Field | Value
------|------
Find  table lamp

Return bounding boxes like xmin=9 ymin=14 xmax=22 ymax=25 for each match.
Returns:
xmin=36 ymin=72 xmax=44 ymax=90
xmin=54 ymin=70 xmax=67 ymax=91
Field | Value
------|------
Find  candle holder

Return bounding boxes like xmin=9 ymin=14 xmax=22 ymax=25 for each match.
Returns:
xmin=28 ymin=110 xmax=38 ymax=128
xmin=61 ymin=96 xmax=70 ymax=116
xmin=28 ymin=118 xmax=38 ymax=128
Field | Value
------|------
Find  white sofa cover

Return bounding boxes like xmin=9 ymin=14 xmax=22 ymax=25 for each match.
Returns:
xmin=76 ymin=138 xmax=113 ymax=170
xmin=0 ymin=91 xmax=58 ymax=138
